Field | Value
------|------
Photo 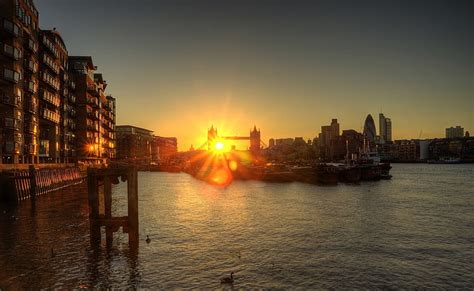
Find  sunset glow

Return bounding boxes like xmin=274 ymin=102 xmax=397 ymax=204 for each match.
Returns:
xmin=214 ymin=141 xmax=224 ymax=151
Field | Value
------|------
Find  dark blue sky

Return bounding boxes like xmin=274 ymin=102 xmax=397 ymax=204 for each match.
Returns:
xmin=37 ymin=0 xmax=473 ymax=148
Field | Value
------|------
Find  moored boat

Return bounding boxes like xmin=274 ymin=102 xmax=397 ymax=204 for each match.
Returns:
xmin=359 ymin=163 xmax=382 ymax=181
xmin=315 ymin=164 xmax=339 ymax=185
xmin=338 ymin=165 xmax=361 ymax=183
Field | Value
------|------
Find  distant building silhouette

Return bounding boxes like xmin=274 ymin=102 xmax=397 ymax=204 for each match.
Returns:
xmin=264 ymin=136 xmax=315 ymax=162
xmin=116 ymin=125 xmax=153 ymax=164
xmin=379 ymin=113 xmax=392 ymax=142
xmin=250 ymin=126 xmax=261 ymax=154
xmin=152 ymin=136 xmax=178 ymax=163
xmin=269 ymin=138 xmax=275 ymax=148
xmin=429 ymin=137 xmax=474 ymax=162
xmin=329 ymin=129 xmax=364 ymax=161
xmin=318 ymin=119 xmax=340 ymax=160
xmin=363 ymin=114 xmax=376 ymax=143
xmin=446 ymin=126 xmax=464 ymax=138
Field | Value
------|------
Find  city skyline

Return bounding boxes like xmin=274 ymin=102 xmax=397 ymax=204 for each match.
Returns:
xmin=36 ymin=0 xmax=473 ymax=150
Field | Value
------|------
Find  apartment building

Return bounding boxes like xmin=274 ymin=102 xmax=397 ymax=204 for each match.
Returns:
xmin=0 ymin=0 xmax=40 ymax=164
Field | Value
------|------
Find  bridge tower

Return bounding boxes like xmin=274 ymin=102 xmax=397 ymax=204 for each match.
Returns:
xmin=250 ymin=126 xmax=261 ymax=154
xmin=208 ymin=125 xmax=218 ymax=150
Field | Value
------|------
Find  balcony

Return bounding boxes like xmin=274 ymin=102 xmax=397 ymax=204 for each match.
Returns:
xmin=25 ymin=81 xmax=38 ymax=93
xmin=42 ymin=53 xmax=60 ymax=74
xmin=42 ymin=71 xmax=60 ymax=90
xmin=87 ymin=84 xmax=100 ymax=96
xmin=3 ymin=68 xmax=21 ymax=83
xmin=87 ymin=97 xmax=99 ymax=107
xmin=3 ymin=19 xmax=21 ymax=37
xmin=42 ymin=108 xmax=60 ymax=124
xmin=68 ymin=94 xmax=76 ymax=103
xmin=24 ymin=121 xmax=38 ymax=134
xmin=25 ymin=100 xmax=38 ymax=114
xmin=41 ymin=90 xmax=60 ymax=107
xmin=41 ymin=35 xmax=59 ymax=58
xmin=3 ymin=93 xmax=22 ymax=108
xmin=87 ymin=124 xmax=99 ymax=132
xmin=87 ymin=111 xmax=99 ymax=120
xmin=2 ymin=43 xmax=22 ymax=60
xmin=25 ymin=38 xmax=38 ymax=53
xmin=25 ymin=59 xmax=38 ymax=73
xmin=4 ymin=118 xmax=22 ymax=131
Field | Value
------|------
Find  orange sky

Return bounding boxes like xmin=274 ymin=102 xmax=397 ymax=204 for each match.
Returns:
xmin=37 ymin=0 xmax=473 ymax=150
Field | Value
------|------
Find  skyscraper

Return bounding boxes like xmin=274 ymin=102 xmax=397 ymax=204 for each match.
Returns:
xmin=363 ymin=114 xmax=376 ymax=142
xmin=385 ymin=118 xmax=392 ymax=142
xmin=379 ymin=113 xmax=392 ymax=142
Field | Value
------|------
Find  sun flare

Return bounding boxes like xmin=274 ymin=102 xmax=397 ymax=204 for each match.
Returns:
xmin=215 ymin=141 xmax=225 ymax=151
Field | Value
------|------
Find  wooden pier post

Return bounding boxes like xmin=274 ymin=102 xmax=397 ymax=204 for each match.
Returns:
xmin=104 ymin=175 xmax=113 ymax=248
xmin=127 ymin=166 xmax=139 ymax=248
xmin=87 ymin=166 xmax=139 ymax=250
xmin=87 ymin=168 xmax=101 ymax=246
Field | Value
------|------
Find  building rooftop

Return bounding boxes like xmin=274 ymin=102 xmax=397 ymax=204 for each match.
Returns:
xmin=116 ymin=125 xmax=154 ymax=135
xmin=68 ymin=56 xmax=96 ymax=70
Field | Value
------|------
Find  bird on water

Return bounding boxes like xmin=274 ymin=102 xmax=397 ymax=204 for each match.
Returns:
xmin=220 ymin=272 xmax=234 ymax=284
xmin=145 ymin=235 xmax=151 ymax=244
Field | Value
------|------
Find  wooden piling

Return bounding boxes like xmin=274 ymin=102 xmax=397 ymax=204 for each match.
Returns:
xmin=104 ymin=175 xmax=113 ymax=248
xmin=87 ymin=168 xmax=101 ymax=246
xmin=127 ymin=166 xmax=139 ymax=248
xmin=86 ymin=166 xmax=139 ymax=250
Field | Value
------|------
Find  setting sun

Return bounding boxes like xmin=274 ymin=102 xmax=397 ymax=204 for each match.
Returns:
xmin=215 ymin=141 xmax=224 ymax=151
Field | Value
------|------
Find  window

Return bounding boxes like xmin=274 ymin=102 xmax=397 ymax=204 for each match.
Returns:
xmin=5 ymin=142 xmax=15 ymax=154
xmin=3 ymin=43 xmax=13 ymax=56
xmin=14 ymin=47 xmax=21 ymax=59
xmin=3 ymin=68 xmax=21 ymax=83
xmin=5 ymin=117 xmax=13 ymax=127
xmin=27 ymin=59 xmax=38 ymax=72
xmin=27 ymin=38 xmax=37 ymax=52
xmin=39 ymin=140 xmax=50 ymax=157
xmin=2 ymin=44 xmax=21 ymax=60
xmin=3 ymin=19 xmax=20 ymax=36
xmin=26 ymin=80 xmax=37 ymax=93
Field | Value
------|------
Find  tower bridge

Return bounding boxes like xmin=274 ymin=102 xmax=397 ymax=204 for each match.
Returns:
xmin=206 ymin=125 xmax=262 ymax=153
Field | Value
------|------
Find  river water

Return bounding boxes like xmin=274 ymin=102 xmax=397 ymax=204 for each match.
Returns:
xmin=0 ymin=164 xmax=473 ymax=288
